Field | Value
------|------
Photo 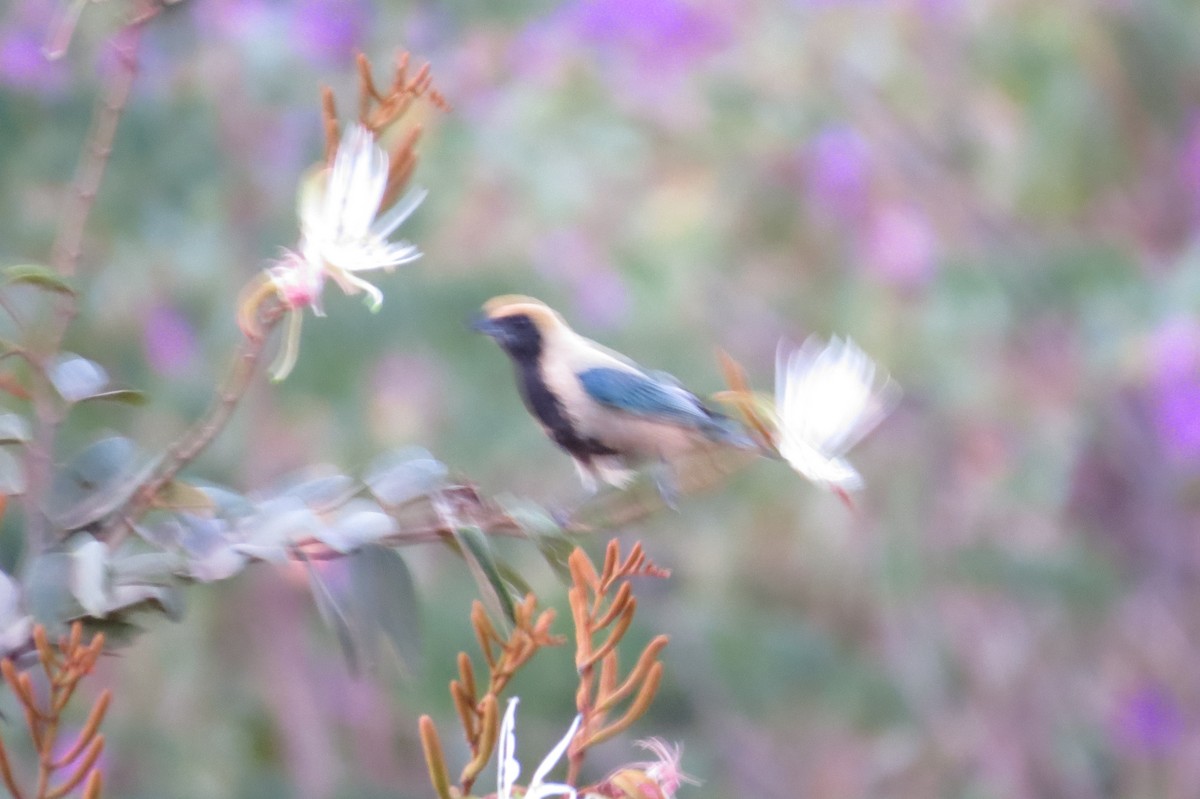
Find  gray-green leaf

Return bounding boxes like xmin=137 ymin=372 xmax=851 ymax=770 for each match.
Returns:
xmin=49 ymin=353 xmax=109 ymax=402
xmin=452 ymin=525 xmax=516 ymax=626
xmin=24 ymin=552 xmax=81 ymax=626
xmin=77 ymin=388 xmax=148 ymax=406
xmin=48 ymin=436 xmax=153 ymax=530
xmin=0 ymin=413 xmax=31 ymax=444
xmin=364 ymin=447 xmax=447 ymax=506
xmin=305 ymin=559 xmax=360 ymax=674
xmin=0 ymin=449 xmax=26 ymax=494
xmin=347 ymin=545 xmax=421 ymax=670
xmin=280 ymin=472 xmax=359 ymax=511
xmin=315 ymin=501 xmax=397 ymax=553
xmin=70 ymin=536 xmax=110 ymax=617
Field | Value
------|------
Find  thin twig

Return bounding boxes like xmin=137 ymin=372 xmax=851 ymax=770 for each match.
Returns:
xmin=50 ymin=1 xmax=160 ymax=278
xmin=283 ymin=477 xmax=681 ymax=561
xmin=100 ymin=312 xmax=283 ymax=550
xmin=22 ymin=0 xmax=160 ymax=557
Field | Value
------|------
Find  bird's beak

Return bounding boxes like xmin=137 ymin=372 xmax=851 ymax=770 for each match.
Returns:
xmin=470 ymin=314 xmax=504 ymax=339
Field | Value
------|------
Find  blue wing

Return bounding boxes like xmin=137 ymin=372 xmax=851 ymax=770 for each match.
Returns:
xmin=578 ymin=368 xmax=752 ymax=450
xmin=579 ymin=367 xmax=711 ymax=426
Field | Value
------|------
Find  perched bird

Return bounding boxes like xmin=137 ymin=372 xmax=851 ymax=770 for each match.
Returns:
xmin=473 ymin=296 xmax=755 ymax=503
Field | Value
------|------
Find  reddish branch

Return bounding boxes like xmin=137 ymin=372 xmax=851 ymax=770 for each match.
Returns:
xmin=23 ymin=0 xmax=163 ymax=555
xmin=0 ymin=623 xmax=109 ymax=799
xmin=51 ymin=0 xmax=163 ymax=277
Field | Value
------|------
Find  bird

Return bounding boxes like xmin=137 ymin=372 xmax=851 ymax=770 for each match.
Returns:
xmin=472 ymin=295 xmax=756 ymax=504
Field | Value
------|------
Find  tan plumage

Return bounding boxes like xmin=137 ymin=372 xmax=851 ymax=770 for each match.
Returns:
xmin=475 ymin=296 xmax=754 ymax=500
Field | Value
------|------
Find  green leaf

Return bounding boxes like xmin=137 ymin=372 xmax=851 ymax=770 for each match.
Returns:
xmin=74 ymin=617 xmax=144 ymax=649
xmin=316 ymin=502 xmax=396 ymax=553
xmin=347 ymin=545 xmax=422 ymax=670
xmin=154 ymin=480 xmax=215 ymax=512
xmin=0 ymin=569 xmax=21 ymax=620
xmin=364 ymin=447 xmax=447 ymax=506
xmin=198 ymin=486 xmax=256 ymax=518
xmin=494 ymin=557 xmax=533 ymax=599
xmin=111 ymin=551 xmax=187 ymax=583
xmin=281 ymin=473 xmax=359 ymax=510
xmin=0 ymin=449 xmax=26 ymax=494
xmin=48 ymin=436 xmax=155 ymax=531
xmin=305 ymin=558 xmax=360 ymax=675
xmin=108 ymin=584 xmax=185 ymax=621
xmin=534 ymin=536 xmax=577 ymax=585
xmin=48 ymin=353 xmax=108 ymax=402
xmin=179 ymin=516 xmax=247 ymax=582
xmin=24 ymin=552 xmax=82 ymax=626
xmin=0 ymin=569 xmax=32 ymax=655
xmin=452 ymin=525 xmax=516 ymax=626
xmin=3 ymin=264 xmax=74 ymax=295
xmin=69 ymin=535 xmax=110 ymax=617
xmin=0 ymin=413 xmax=31 ymax=444
xmin=500 ymin=497 xmax=574 ymax=583
xmin=76 ymin=388 xmax=148 ymax=406
xmin=240 ymin=500 xmax=322 ymax=550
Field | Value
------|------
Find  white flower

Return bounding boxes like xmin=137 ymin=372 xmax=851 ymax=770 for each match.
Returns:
xmin=774 ymin=336 xmax=900 ymax=491
xmin=260 ymin=123 xmax=426 ymax=380
xmin=631 ymin=739 xmax=699 ymax=797
xmin=295 ymin=122 xmax=426 ymax=312
xmin=498 ymin=697 xmax=582 ymax=799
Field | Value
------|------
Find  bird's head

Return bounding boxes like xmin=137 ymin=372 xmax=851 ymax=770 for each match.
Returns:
xmin=472 ymin=295 xmax=570 ymax=359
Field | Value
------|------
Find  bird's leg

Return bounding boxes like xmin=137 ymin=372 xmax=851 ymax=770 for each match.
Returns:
xmin=546 ymin=460 xmax=600 ymax=527
xmin=574 ymin=458 xmax=600 ymax=496
xmin=651 ymin=461 xmax=680 ymax=510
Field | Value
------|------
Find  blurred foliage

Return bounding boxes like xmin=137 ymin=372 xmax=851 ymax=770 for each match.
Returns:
xmin=1 ymin=0 xmax=1200 ymax=797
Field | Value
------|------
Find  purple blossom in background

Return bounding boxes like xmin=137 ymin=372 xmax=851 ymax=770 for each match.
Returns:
xmin=790 ymin=0 xmax=884 ymax=9
xmin=805 ymin=125 xmax=873 ymax=224
xmin=558 ymin=0 xmax=729 ymax=74
xmin=533 ymin=228 xmax=630 ymax=329
xmin=1112 ymin=683 xmax=1185 ymax=757
xmin=572 ymin=269 xmax=631 ymax=330
xmin=291 ymin=0 xmax=370 ymax=66
xmin=509 ymin=16 xmax=574 ymax=86
xmin=143 ymin=304 xmax=199 ymax=378
xmin=0 ymin=0 xmax=67 ymax=94
xmin=249 ymin=108 xmax=312 ymax=196
xmin=190 ymin=0 xmax=274 ymax=41
xmin=863 ymin=205 xmax=938 ymax=289
xmin=908 ymin=0 xmax=966 ymax=22
xmin=1148 ymin=317 xmax=1200 ymax=463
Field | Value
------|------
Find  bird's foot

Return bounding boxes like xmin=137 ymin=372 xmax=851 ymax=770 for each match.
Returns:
xmin=652 ymin=465 xmax=681 ymax=511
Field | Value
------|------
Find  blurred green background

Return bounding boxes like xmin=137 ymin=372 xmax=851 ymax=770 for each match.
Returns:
xmin=3 ymin=0 xmax=1200 ymax=796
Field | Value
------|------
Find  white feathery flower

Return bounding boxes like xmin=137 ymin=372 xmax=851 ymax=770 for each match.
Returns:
xmin=498 ymin=697 xmax=582 ymax=799
xmin=261 ymin=123 xmax=426 ymax=381
xmin=294 ymin=122 xmax=425 ymax=312
xmin=774 ymin=336 xmax=900 ymax=491
xmin=632 ymin=738 xmax=699 ymax=797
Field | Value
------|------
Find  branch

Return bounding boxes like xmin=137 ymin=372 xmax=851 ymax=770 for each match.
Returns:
xmin=22 ymin=0 xmax=162 ymax=557
xmin=0 ymin=623 xmax=110 ymax=799
xmin=99 ymin=310 xmax=284 ymax=550
xmin=50 ymin=0 xmax=162 ymax=278
xmin=564 ymin=542 xmax=670 ymax=784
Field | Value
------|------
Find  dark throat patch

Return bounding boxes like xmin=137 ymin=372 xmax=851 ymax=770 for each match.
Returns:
xmin=512 ymin=356 xmax=619 ymax=460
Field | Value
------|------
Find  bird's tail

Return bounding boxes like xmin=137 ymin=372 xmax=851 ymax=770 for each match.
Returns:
xmin=700 ymin=413 xmax=761 ymax=451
